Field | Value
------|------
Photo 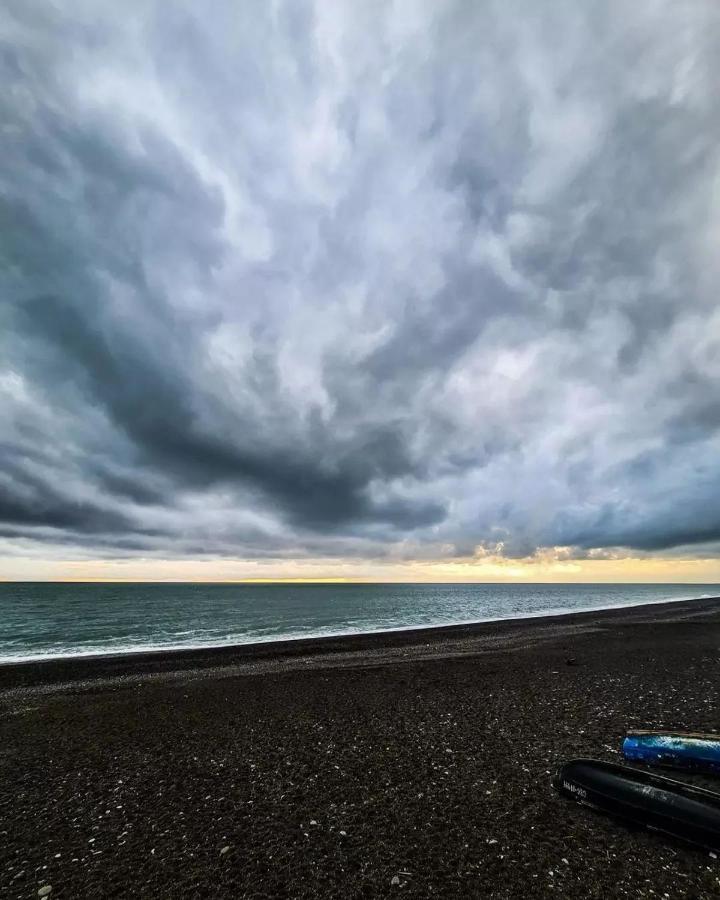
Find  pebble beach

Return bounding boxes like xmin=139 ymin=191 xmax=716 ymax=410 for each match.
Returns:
xmin=1 ymin=597 xmax=719 ymax=898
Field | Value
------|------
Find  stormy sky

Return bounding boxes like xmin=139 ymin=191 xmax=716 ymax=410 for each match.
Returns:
xmin=2 ymin=0 xmax=720 ymax=575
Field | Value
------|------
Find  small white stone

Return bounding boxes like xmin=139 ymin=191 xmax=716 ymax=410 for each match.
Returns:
xmin=391 ymin=875 xmax=401 ymax=886
xmin=220 ymin=846 xmax=230 ymax=856
xmin=38 ymin=888 xmax=52 ymax=898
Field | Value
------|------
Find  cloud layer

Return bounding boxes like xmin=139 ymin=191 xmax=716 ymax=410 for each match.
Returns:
xmin=2 ymin=0 xmax=720 ymax=565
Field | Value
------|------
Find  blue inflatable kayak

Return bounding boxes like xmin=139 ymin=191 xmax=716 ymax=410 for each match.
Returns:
xmin=623 ymin=731 xmax=720 ymax=774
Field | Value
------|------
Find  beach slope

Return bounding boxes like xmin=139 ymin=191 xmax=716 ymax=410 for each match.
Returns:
xmin=1 ymin=597 xmax=719 ymax=898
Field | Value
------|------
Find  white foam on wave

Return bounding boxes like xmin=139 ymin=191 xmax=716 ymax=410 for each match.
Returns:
xmin=0 ymin=591 xmax=716 ymax=665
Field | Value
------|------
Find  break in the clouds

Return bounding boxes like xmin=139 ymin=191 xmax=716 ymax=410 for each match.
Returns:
xmin=1 ymin=0 xmax=720 ymax=566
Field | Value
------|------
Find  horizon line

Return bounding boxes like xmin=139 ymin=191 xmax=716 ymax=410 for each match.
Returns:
xmin=1 ymin=578 xmax=719 ymax=585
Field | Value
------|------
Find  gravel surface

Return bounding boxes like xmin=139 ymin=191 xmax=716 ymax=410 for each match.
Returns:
xmin=1 ymin=598 xmax=719 ymax=898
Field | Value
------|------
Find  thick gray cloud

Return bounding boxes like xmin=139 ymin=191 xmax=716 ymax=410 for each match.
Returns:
xmin=1 ymin=0 xmax=720 ymax=564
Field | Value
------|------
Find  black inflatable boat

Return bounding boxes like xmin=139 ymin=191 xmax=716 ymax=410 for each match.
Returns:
xmin=555 ymin=758 xmax=720 ymax=851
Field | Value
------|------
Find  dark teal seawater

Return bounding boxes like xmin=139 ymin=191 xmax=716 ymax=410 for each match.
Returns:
xmin=0 ymin=582 xmax=717 ymax=662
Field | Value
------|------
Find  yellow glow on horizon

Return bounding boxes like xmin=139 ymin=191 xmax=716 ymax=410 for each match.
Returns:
xmin=0 ymin=550 xmax=719 ymax=583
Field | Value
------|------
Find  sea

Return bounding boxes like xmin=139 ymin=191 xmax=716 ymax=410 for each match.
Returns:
xmin=0 ymin=581 xmax=717 ymax=664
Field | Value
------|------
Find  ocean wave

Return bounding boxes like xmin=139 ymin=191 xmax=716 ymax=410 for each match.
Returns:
xmin=1 ymin=590 xmax=715 ymax=665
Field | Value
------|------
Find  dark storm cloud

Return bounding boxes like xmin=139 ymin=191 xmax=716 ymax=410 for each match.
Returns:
xmin=1 ymin=0 xmax=720 ymax=563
